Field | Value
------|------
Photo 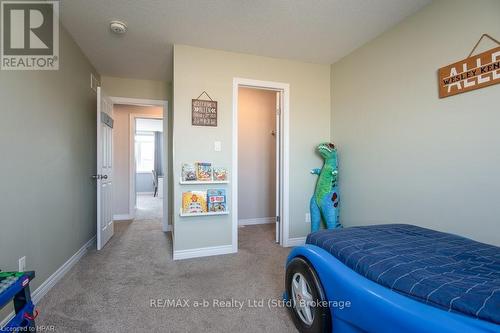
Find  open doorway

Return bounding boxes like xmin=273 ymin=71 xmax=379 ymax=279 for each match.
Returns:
xmin=232 ymin=78 xmax=290 ymax=251
xmin=134 ymin=117 xmax=164 ymax=220
xmin=110 ymin=98 xmax=169 ymax=233
xmin=237 ymin=87 xmax=278 ymax=243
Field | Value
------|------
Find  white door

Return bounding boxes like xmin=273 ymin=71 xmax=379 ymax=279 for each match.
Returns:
xmin=96 ymin=87 xmax=114 ymax=250
xmin=275 ymin=91 xmax=282 ymax=244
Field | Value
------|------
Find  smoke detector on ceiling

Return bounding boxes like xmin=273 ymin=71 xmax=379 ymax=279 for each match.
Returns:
xmin=110 ymin=20 xmax=127 ymax=34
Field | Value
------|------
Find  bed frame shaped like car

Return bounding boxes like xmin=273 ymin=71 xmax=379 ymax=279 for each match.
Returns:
xmin=284 ymin=245 xmax=499 ymax=333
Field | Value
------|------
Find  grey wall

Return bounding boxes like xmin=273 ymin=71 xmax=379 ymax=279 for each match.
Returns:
xmin=238 ymin=87 xmax=276 ymax=220
xmin=331 ymin=0 xmax=500 ymax=246
xmin=136 ymin=173 xmax=154 ymax=193
xmin=0 ymin=24 xmax=99 ymax=320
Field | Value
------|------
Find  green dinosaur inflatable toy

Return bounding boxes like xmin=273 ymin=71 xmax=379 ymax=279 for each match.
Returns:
xmin=310 ymin=142 xmax=342 ymax=232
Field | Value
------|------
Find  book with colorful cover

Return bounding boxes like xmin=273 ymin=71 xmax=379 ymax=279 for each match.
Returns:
xmin=212 ymin=167 xmax=228 ymax=181
xmin=182 ymin=191 xmax=207 ymax=214
xmin=207 ymin=189 xmax=227 ymax=212
xmin=196 ymin=162 xmax=212 ymax=181
xmin=181 ymin=163 xmax=197 ymax=181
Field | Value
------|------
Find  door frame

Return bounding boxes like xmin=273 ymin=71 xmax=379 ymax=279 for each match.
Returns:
xmin=232 ymin=78 xmax=291 ymax=251
xmin=109 ymin=97 xmax=169 ymax=232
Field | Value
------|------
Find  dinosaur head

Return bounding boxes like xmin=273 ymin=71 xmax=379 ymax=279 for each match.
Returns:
xmin=317 ymin=142 xmax=336 ymax=160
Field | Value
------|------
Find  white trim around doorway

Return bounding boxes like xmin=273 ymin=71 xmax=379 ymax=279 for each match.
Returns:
xmin=232 ymin=78 xmax=291 ymax=252
xmin=109 ymin=97 xmax=169 ymax=232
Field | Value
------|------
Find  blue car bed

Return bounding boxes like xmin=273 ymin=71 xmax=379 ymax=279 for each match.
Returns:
xmin=284 ymin=224 xmax=500 ymax=333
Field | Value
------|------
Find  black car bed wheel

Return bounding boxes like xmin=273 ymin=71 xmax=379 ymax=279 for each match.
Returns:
xmin=286 ymin=257 xmax=331 ymax=333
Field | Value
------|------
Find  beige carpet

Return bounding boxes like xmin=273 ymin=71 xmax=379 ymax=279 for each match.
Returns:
xmin=36 ymin=220 xmax=297 ymax=332
xmin=135 ymin=194 xmax=163 ymax=220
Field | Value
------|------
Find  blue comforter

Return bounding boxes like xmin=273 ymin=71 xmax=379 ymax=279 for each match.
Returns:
xmin=306 ymin=224 xmax=500 ymax=324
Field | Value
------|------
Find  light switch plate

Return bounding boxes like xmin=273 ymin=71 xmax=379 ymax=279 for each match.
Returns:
xmin=90 ymin=73 xmax=100 ymax=92
xmin=305 ymin=213 xmax=311 ymax=223
xmin=19 ymin=256 xmax=26 ymax=272
xmin=214 ymin=141 xmax=222 ymax=152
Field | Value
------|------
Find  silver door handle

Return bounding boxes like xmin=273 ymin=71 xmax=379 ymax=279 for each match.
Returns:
xmin=102 ymin=175 xmax=108 ymax=180
xmin=92 ymin=175 xmax=100 ymax=180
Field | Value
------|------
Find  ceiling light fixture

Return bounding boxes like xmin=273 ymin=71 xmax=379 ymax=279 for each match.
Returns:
xmin=110 ymin=20 xmax=127 ymax=34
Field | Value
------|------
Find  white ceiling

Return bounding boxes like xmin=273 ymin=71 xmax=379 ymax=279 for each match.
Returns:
xmin=60 ymin=0 xmax=432 ymax=82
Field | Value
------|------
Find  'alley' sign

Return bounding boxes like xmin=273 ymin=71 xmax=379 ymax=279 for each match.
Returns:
xmin=438 ymin=46 xmax=500 ymax=98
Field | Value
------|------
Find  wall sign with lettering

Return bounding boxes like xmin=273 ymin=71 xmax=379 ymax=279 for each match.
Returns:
xmin=438 ymin=34 xmax=500 ymax=98
xmin=192 ymin=91 xmax=218 ymax=127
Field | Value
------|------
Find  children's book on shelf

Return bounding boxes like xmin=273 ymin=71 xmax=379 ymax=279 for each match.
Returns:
xmin=207 ymin=189 xmax=227 ymax=212
xmin=196 ymin=162 xmax=212 ymax=181
xmin=181 ymin=163 xmax=197 ymax=181
xmin=212 ymin=167 xmax=228 ymax=181
xmin=182 ymin=191 xmax=207 ymax=214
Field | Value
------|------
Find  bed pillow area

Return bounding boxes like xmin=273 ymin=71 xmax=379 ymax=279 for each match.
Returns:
xmin=306 ymin=224 xmax=500 ymax=324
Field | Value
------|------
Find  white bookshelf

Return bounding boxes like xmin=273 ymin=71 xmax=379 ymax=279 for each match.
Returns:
xmin=179 ymin=209 xmax=230 ymax=217
xmin=179 ymin=177 xmax=229 ymax=185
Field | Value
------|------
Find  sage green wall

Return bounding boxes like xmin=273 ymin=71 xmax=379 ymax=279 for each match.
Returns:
xmin=331 ymin=0 xmax=500 ymax=245
xmin=101 ymin=76 xmax=171 ymax=101
xmin=0 ymin=24 xmax=99 ymax=319
xmin=173 ymin=45 xmax=331 ymax=251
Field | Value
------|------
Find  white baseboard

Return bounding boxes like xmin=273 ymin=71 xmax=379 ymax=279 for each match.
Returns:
xmin=1 ymin=235 xmax=96 ymax=328
xmin=113 ymin=214 xmax=134 ymax=221
xmin=32 ymin=236 xmax=96 ymax=304
xmin=0 ymin=310 xmax=13 ymax=329
xmin=173 ymin=244 xmax=234 ymax=260
xmin=285 ymin=237 xmax=306 ymax=247
xmin=238 ymin=217 xmax=275 ymax=226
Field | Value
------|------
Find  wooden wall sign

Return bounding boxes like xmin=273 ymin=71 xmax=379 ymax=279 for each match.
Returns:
xmin=192 ymin=91 xmax=217 ymax=126
xmin=438 ymin=34 xmax=500 ymax=98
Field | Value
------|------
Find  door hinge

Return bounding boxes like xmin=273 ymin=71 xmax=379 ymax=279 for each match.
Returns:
xmin=276 ymin=216 xmax=280 ymax=222
xmin=276 ymin=108 xmax=281 ymax=116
